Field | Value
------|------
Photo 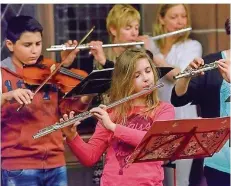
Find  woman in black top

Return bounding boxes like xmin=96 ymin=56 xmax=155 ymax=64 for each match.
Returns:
xmin=171 ymin=18 xmax=230 ymax=186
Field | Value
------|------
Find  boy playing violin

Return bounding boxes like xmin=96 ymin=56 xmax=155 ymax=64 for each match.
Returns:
xmin=1 ymin=15 xmax=91 ymax=186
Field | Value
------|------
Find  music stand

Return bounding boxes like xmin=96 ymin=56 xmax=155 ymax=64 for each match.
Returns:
xmin=64 ymin=67 xmax=173 ymax=97
xmin=125 ymin=117 xmax=230 ymax=186
xmin=65 ymin=68 xmax=114 ymax=97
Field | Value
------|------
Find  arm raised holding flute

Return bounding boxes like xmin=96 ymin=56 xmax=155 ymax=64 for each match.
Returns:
xmin=172 ymin=55 xmax=230 ymax=104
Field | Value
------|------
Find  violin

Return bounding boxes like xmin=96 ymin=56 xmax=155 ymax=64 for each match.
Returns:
xmin=22 ymin=58 xmax=88 ymax=94
xmin=17 ymin=27 xmax=94 ymax=112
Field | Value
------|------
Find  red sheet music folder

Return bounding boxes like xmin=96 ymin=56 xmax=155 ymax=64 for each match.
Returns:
xmin=126 ymin=117 xmax=230 ymax=165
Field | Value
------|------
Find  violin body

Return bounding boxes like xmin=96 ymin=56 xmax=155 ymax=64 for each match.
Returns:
xmin=22 ymin=58 xmax=88 ymax=94
xmin=23 ymin=64 xmax=52 ymax=85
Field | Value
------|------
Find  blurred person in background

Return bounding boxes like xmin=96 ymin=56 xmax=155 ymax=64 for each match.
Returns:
xmin=150 ymin=4 xmax=203 ymax=186
xmin=171 ymin=18 xmax=230 ymax=186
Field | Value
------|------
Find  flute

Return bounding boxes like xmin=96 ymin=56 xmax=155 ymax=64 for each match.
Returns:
xmin=46 ymin=28 xmax=192 ymax=52
xmin=33 ymin=83 xmax=164 ymax=139
xmin=173 ymin=61 xmax=219 ymax=80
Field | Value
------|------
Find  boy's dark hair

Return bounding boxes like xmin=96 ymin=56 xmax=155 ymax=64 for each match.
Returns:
xmin=225 ymin=18 xmax=230 ymax=35
xmin=6 ymin=15 xmax=43 ymax=43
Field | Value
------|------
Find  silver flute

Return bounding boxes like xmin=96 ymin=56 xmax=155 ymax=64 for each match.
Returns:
xmin=173 ymin=61 xmax=219 ymax=80
xmin=46 ymin=28 xmax=192 ymax=52
xmin=33 ymin=83 xmax=164 ymax=139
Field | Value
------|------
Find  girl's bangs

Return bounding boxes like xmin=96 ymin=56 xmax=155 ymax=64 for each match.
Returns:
xmin=120 ymin=12 xmax=140 ymax=27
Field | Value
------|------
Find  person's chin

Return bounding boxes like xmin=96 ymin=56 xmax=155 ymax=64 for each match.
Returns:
xmin=25 ymin=59 xmax=38 ymax=65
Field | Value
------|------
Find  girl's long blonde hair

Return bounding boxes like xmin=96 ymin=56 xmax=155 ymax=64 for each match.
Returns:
xmin=153 ymin=4 xmax=191 ymax=49
xmin=108 ymin=47 xmax=160 ymax=124
xmin=106 ymin=4 xmax=140 ymax=43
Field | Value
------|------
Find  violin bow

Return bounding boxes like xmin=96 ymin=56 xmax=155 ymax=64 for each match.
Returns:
xmin=17 ymin=26 xmax=95 ymax=111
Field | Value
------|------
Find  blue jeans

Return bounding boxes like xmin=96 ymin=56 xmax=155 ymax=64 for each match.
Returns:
xmin=1 ymin=166 xmax=67 ymax=186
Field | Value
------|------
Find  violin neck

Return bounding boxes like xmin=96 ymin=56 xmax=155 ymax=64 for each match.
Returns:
xmin=59 ymin=67 xmax=84 ymax=81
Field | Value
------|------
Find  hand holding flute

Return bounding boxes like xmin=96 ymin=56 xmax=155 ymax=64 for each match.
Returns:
xmin=173 ymin=57 xmax=230 ymax=80
xmin=174 ymin=57 xmax=230 ymax=97
xmin=88 ymin=41 xmax=107 ymax=66
xmin=61 ymin=104 xmax=115 ymax=141
xmin=174 ymin=57 xmax=206 ymax=80
xmin=60 ymin=40 xmax=80 ymax=67
xmin=217 ymin=58 xmax=230 ymax=83
xmin=61 ymin=111 xmax=79 ymax=141
xmin=174 ymin=58 xmax=207 ymax=97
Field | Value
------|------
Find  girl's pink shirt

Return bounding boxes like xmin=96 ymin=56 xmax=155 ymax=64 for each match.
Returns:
xmin=67 ymin=102 xmax=175 ymax=186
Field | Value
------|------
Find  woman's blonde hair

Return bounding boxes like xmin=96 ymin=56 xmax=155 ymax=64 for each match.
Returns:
xmin=108 ymin=47 xmax=160 ymax=124
xmin=106 ymin=4 xmax=140 ymax=42
xmin=153 ymin=4 xmax=191 ymax=49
